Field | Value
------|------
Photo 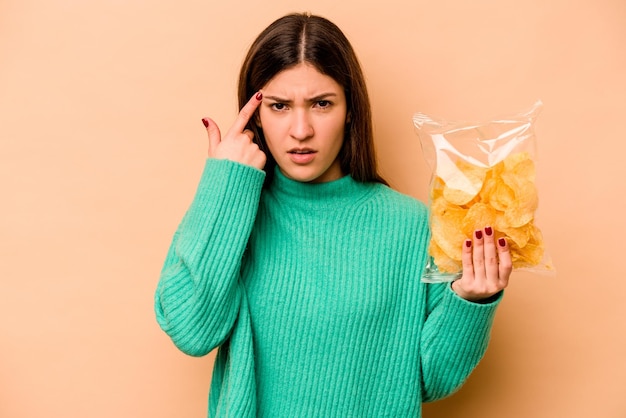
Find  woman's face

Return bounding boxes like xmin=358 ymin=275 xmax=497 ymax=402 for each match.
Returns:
xmin=258 ymin=63 xmax=347 ymax=183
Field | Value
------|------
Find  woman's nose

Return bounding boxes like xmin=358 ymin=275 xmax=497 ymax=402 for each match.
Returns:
xmin=289 ymin=110 xmax=314 ymax=140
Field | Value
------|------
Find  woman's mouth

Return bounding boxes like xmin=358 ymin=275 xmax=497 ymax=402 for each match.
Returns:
xmin=288 ymin=148 xmax=317 ymax=164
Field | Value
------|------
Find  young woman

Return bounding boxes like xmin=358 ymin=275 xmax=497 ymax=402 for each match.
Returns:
xmin=155 ymin=12 xmax=511 ymax=417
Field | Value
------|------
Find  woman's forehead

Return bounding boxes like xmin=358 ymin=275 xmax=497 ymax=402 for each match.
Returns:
xmin=262 ymin=63 xmax=343 ymax=98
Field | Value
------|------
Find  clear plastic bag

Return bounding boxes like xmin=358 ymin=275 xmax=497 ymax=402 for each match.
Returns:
xmin=413 ymin=100 xmax=555 ymax=283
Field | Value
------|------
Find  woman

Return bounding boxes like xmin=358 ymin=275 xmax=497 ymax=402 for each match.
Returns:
xmin=155 ymin=12 xmax=511 ymax=417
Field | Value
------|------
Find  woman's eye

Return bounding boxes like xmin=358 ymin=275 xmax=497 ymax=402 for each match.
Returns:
xmin=317 ymin=100 xmax=331 ymax=108
xmin=271 ymin=103 xmax=286 ymax=111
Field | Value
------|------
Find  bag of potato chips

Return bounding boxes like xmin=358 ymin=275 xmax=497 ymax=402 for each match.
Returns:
xmin=413 ymin=100 xmax=555 ymax=283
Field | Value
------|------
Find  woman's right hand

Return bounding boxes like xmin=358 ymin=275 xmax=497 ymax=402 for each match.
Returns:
xmin=202 ymin=92 xmax=266 ymax=170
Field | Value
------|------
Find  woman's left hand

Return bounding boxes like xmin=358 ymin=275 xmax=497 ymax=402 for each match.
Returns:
xmin=451 ymin=226 xmax=513 ymax=302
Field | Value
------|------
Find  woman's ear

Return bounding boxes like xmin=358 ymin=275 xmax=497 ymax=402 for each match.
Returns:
xmin=255 ymin=113 xmax=262 ymax=128
xmin=346 ymin=112 xmax=351 ymax=124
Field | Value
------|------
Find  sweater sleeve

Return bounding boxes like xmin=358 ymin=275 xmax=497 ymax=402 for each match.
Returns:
xmin=154 ymin=159 xmax=265 ymax=357
xmin=420 ymin=281 xmax=502 ymax=402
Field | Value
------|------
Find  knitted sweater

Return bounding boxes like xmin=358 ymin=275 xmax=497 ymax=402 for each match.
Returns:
xmin=155 ymin=159 xmax=501 ymax=417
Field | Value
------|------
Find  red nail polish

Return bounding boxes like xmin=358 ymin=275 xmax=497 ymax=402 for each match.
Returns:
xmin=202 ymin=118 xmax=209 ymax=128
xmin=255 ymin=92 xmax=263 ymax=101
xmin=475 ymin=230 xmax=483 ymax=240
xmin=465 ymin=239 xmax=472 ymax=248
xmin=498 ymin=238 xmax=506 ymax=247
xmin=485 ymin=226 xmax=493 ymax=236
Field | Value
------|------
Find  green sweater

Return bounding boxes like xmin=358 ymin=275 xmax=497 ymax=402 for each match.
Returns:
xmin=155 ymin=159 xmax=501 ymax=417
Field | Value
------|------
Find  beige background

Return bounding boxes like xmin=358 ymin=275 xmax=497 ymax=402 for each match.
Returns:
xmin=1 ymin=0 xmax=624 ymax=417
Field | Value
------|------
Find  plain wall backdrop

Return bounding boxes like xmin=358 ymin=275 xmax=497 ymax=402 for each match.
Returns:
xmin=1 ymin=0 xmax=624 ymax=417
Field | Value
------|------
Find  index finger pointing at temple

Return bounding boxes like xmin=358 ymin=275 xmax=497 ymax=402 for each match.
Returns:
xmin=228 ymin=92 xmax=263 ymax=136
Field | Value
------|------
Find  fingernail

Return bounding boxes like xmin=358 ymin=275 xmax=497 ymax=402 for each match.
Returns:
xmin=465 ymin=239 xmax=472 ymax=248
xmin=201 ymin=118 xmax=209 ymax=128
xmin=475 ymin=230 xmax=483 ymax=240
xmin=255 ymin=92 xmax=263 ymax=101
xmin=498 ymin=237 xmax=506 ymax=247
xmin=485 ymin=226 xmax=493 ymax=236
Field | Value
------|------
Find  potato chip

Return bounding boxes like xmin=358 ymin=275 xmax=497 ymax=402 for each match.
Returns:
xmin=504 ymin=152 xmax=536 ymax=182
xmin=500 ymin=172 xmax=538 ymax=227
xmin=428 ymin=240 xmax=462 ymax=273
xmin=489 ymin=177 xmax=516 ymax=211
xmin=509 ymin=230 xmax=544 ymax=268
xmin=430 ymin=177 xmax=445 ymax=201
xmin=461 ymin=202 xmax=498 ymax=237
xmin=478 ymin=172 xmax=497 ymax=205
xmin=496 ymin=221 xmax=531 ymax=248
xmin=430 ymin=196 xmax=467 ymax=261
xmin=441 ymin=160 xmax=488 ymax=206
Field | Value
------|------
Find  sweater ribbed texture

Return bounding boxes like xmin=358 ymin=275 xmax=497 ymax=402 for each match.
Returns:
xmin=155 ymin=159 xmax=501 ymax=417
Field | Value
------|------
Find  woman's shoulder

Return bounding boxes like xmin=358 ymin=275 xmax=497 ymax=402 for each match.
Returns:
xmin=357 ymin=183 xmax=430 ymax=245
xmin=365 ymin=183 xmax=428 ymax=220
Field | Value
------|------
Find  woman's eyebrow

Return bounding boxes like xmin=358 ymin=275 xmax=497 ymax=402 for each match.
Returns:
xmin=263 ymin=95 xmax=289 ymax=102
xmin=308 ymin=93 xmax=337 ymax=103
xmin=263 ymin=92 xmax=338 ymax=103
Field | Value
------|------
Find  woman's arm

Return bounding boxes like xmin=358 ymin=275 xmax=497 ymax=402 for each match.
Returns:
xmin=155 ymin=159 xmax=265 ymax=357
xmin=420 ymin=282 xmax=501 ymax=401
xmin=420 ymin=226 xmax=510 ymax=401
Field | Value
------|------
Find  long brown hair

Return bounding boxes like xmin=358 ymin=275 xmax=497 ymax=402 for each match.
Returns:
xmin=238 ymin=13 xmax=387 ymax=186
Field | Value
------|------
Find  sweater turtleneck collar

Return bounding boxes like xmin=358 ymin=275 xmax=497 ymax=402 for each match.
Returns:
xmin=267 ymin=166 xmax=377 ymax=211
